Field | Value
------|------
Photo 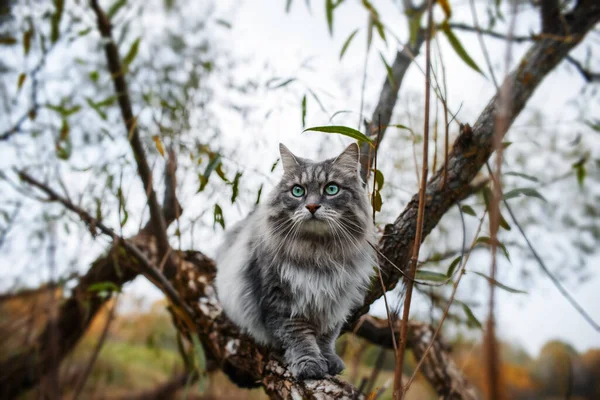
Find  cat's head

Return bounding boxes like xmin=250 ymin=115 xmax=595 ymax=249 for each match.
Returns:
xmin=267 ymin=143 xmax=372 ymax=244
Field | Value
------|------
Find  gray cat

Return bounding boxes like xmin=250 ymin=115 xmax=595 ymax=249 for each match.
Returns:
xmin=215 ymin=143 xmax=375 ymax=380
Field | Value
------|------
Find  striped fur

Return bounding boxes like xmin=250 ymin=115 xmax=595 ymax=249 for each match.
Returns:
xmin=215 ymin=143 xmax=375 ymax=379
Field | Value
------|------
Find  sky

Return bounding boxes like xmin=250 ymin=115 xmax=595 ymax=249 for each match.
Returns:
xmin=1 ymin=0 xmax=599 ymax=358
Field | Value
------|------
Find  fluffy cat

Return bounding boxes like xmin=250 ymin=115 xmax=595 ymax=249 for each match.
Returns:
xmin=215 ymin=143 xmax=375 ymax=380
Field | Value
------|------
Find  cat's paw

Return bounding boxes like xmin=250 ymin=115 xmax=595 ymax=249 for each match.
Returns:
xmin=290 ymin=357 xmax=328 ymax=380
xmin=324 ymin=353 xmax=345 ymax=375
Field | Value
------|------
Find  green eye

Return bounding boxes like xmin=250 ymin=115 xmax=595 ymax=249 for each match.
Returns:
xmin=325 ymin=183 xmax=339 ymax=195
xmin=291 ymin=185 xmax=305 ymax=197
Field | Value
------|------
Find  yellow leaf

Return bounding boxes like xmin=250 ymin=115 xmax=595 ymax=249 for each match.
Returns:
xmin=438 ymin=0 xmax=452 ymax=18
xmin=152 ymin=135 xmax=165 ymax=157
xmin=17 ymin=73 xmax=26 ymax=91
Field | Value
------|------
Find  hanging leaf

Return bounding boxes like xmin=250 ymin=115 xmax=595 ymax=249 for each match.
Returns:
xmin=231 ymin=172 xmax=242 ymax=204
xmin=446 ymin=256 xmax=462 ymax=277
xmin=503 ymin=187 xmax=546 ymax=202
xmin=372 ymin=190 xmax=382 ymax=212
xmin=437 ymin=0 xmax=452 ymax=18
xmin=152 ymin=135 xmax=165 ymax=157
xmin=23 ymin=30 xmax=32 ymax=55
xmin=286 ymin=0 xmax=293 ymax=12
xmin=475 ymin=236 xmax=510 ymax=261
xmin=267 ymin=77 xmax=296 ymax=90
xmin=379 ymin=52 xmax=396 ymax=89
xmin=17 ymin=73 xmax=26 ymax=91
xmin=107 ymin=0 xmax=127 ymax=19
xmin=459 ymin=302 xmax=482 ymax=329
xmin=472 ymin=271 xmax=527 ymax=294
xmin=56 ymin=119 xmax=72 ymax=160
xmin=499 ymin=212 xmax=511 ymax=231
xmin=373 ymin=169 xmax=384 ymax=190
xmin=461 ymin=205 xmax=477 ymax=217
xmin=215 ymin=163 xmax=229 ymax=182
xmin=307 ymin=88 xmax=327 ymax=113
xmin=198 ymin=154 xmax=221 ymax=192
xmin=303 ymin=125 xmax=374 ymax=145
xmin=122 ymin=37 xmax=141 ymax=68
xmin=585 ymin=120 xmax=600 ymax=133
xmin=572 ymin=161 xmax=586 ymax=187
xmin=215 ymin=19 xmax=232 ymax=29
xmin=255 ymin=184 xmax=263 ymax=205
xmin=50 ymin=0 xmax=64 ymax=43
xmin=213 ymin=204 xmax=225 ymax=229
xmin=505 ymin=171 xmax=539 ymax=182
xmin=0 ymin=37 xmax=17 ymax=45
xmin=117 ymin=187 xmax=128 ymax=227
xmin=440 ymin=22 xmax=483 ymax=75
xmin=340 ymin=29 xmax=359 ymax=60
xmin=325 ymin=0 xmax=334 ymax=35
xmin=416 ymin=270 xmax=448 ymax=282
xmin=270 ymin=159 xmax=280 ymax=172
xmin=301 ymin=95 xmax=307 ymax=128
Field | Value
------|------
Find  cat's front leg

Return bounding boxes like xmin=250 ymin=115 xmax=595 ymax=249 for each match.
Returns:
xmin=268 ymin=317 xmax=328 ymax=379
xmin=317 ymin=323 xmax=345 ymax=375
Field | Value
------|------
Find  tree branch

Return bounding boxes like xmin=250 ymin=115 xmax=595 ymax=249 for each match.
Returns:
xmin=446 ymin=22 xmax=533 ymax=43
xmin=566 ymin=55 xmax=600 ymax=82
xmin=89 ymin=0 xmax=171 ymax=268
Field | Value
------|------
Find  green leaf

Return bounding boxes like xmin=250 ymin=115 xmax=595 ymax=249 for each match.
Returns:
xmin=122 ymin=37 xmax=141 ymax=68
xmin=390 ymin=124 xmax=414 ymax=135
xmin=285 ymin=0 xmax=293 ymax=13
xmin=255 ymin=184 xmax=263 ymax=205
xmin=231 ymin=172 xmax=242 ymax=204
xmin=472 ymin=271 xmax=527 ymax=294
xmin=499 ymin=212 xmax=511 ymax=231
xmin=459 ymin=302 xmax=482 ymax=329
xmin=215 ymin=163 xmax=229 ymax=183
xmin=51 ymin=0 xmax=64 ymax=43
xmin=326 ymin=0 xmax=334 ymax=35
xmin=572 ymin=163 xmax=586 ymax=187
xmin=503 ymin=187 xmax=546 ymax=202
xmin=379 ymin=52 xmax=395 ymax=89
xmin=17 ymin=73 xmax=26 ymax=91
xmin=416 ymin=270 xmax=448 ymax=282
xmin=215 ymin=19 xmax=232 ymax=29
xmin=56 ymin=119 xmax=72 ymax=160
xmin=107 ymin=0 xmax=127 ymax=19
xmin=46 ymin=103 xmax=82 ymax=117
xmin=441 ymin=23 xmax=483 ymax=75
xmin=301 ymin=95 xmax=307 ymax=128
xmin=340 ymin=29 xmax=359 ymax=60
xmin=303 ymin=125 xmax=373 ymax=145
xmin=198 ymin=154 xmax=221 ymax=192
xmin=213 ymin=204 xmax=225 ymax=229
xmin=270 ymin=159 xmax=279 ymax=172
xmin=373 ymin=190 xmax=382 ymax=212
xmin=86 ymin=98 xmax=107 ymax=120
xmin=88 ymin=281 xmax=121 ymax=293
xmin=438 ymin=0 xmax=452 ymax=18
xmin=475 ymin=236 xmax=510 ymax=261
xmin=267 ymin=77 xmax=296 ymax=90
xmin=23 ymin=30 xmax=32 ymax=55
xmin=585 ymin=120 xmax=600 ymax=133
xmin=504 ymin=172 xmax=539 ymax=182
xmin=446 ymin=256 xmax=462 ymax=277
xmin=307 ymin=88 xmax=327 ymax=113
xmin=0 ymin=37 xmax=17 ymax=45
xmin=461 ymin=205 xmax=477 ymax=217
xmin=89 ymin=71 xmax=99 ymax=82
xmin=117 ymin=187 xmax=129 ymax=227
xmin=373 ymin=169 xmax=384 ymax=190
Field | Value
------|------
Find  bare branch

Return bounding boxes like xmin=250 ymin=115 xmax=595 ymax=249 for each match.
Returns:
xmin=566 ymin=55 xmax=600 ymax=82
xmin=447 ymin=22 xmax=533 ymax=43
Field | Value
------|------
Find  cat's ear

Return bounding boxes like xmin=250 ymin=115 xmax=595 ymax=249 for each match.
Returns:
xmin=279 ymin=143 xmax=300 ymax=172
xmin=333 ymin=142 xmax=360 ymax=174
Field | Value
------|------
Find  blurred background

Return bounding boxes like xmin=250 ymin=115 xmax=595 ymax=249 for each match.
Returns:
xmin=0 ymin=0 xmax=599 ymax=398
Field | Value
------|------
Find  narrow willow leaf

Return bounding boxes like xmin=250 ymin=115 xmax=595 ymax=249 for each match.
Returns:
xmin=86 ymin=98 xmax=107 ymax=120
xmin=56 ymin=119 xmax=72 ymax=160
xmin=585 ymin=120 xmax=600 ymax=133
xmin=390 ymin=124 xmax=414 ymax=134
xmin=373 ymin=169 xmax=384 ymax=190
xmin=122 ymin=37 xmax=141 ymax=67
xmin=286 ymin=0 xmax=293 ymax=13
xmin=476 ymin=236 xmax=510 ymax=261
xmin=51 ymin=0 xmax=64 ymax=43
xmin=437 ymin=0 xmax=452 ymax=18
xmin=231 ymin=172 xmax=242 ymax=204
xmin=503 ymin=187 xmax=546 ymax=202
xmin=326 ymin=0 xmax=334 ymax=35
xmin=379 ymin=52 xmax=396 ymax=89
xmin=301 ymin=95 xmax=307 ymax=128
xmin=17 ymin=73 xmax=26 ymax=91
xmin=340 ymin=29 xmax=359 ymax=60
xmin=572 ymin=163 xmax=586 ymax=187
xmin=472 ymin=271 xmax=527 ymax=294
xmin=23 ymin=30 xmax=32 ymax=55
xmin=267 ymin=77 xmax=296 ymax=90
xmin=499 ymin=213 xmax=511 ymax=231
xmin=0 ymin=37 xmax=17 ymax=45
xmin=255 ymin=184 xmax=263 ymax=205
xmin=416 ymin=270 xmax=448 ymax=282
xmin=215 ymin=163 xmax=229 ymax=182
xmin=505 ymin=172 xmax=539 ymax=182
xmin=303 ymin=125 xmax=374 ymax=145
xmin=215 ymin=19 xmax=232 ymax=29
xmin=307 ymin=88 xmax=326 ymax=113
xmin=271 ymin=158 xmax=279 ymax=172
xmin=198 ymin=154 xmax=221 ymax=192
xmin=446 ymin=256 xmax=462 ymax=277
xmin=373 ymin=20 xmax=386 ymax=43
xmin=461 ymin=205 xmax=477 ymax=217
xmin=213 ymin=204 xmax=225 ymax=229
xmin=152 ymin=135 xmax=165 ymax=157
xmin=373 ymin=190 xmax=382 ymax=212
xmin=441 ymin=23 xmax=483 ymax=75
xmin=460 ymin=302 xmax=482 ymax=329
xmin=107 ymin=0 xmax=127 ymax=19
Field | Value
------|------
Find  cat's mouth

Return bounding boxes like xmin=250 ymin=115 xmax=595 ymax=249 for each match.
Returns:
xmin=300 ymin=219 xmax=330 ymax=235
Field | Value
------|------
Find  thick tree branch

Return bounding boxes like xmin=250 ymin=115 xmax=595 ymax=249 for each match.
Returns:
xmin=540 ymin=0 xmax=562 ymax=34
xmin=89 ymin=0 xmax=171 ymax=268
xmin=352 ymin=0 xmax=600 ymax=320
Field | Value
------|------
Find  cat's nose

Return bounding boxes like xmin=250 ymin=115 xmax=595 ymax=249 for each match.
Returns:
xmin=305 ymin=203 xmax=321 ymax=214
